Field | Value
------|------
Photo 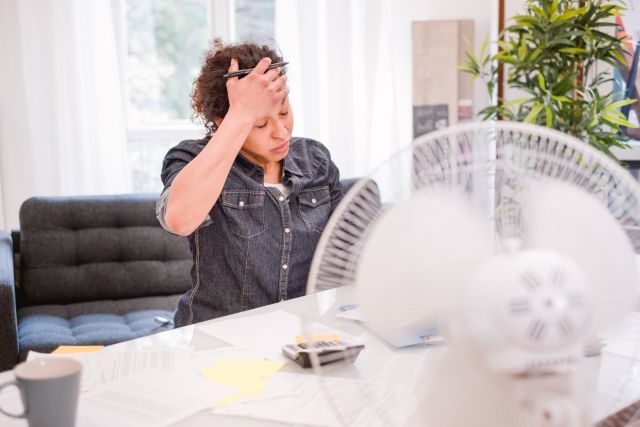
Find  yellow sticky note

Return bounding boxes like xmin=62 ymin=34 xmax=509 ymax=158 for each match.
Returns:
xmin=52 ymin=345 xmax=104 ymax=355
xmin=294 ymin=333 xmax=342 ymax=344
xmin=199 ymin=359 xmax=285 ymax=406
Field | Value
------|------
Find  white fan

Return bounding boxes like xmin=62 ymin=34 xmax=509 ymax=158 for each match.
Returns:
xmin=304 ymin=121 xmax=640 ymax=426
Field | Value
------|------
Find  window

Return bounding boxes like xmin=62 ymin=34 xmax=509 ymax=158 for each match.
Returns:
xmin=118 ymin=0 xmax=275 ymax=193
xmin=234 ymin=0 xmax=275 ymax=43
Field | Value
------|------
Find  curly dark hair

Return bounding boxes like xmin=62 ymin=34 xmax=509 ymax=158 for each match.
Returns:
xmin=191 ymin=39 xmax=284 ymax=135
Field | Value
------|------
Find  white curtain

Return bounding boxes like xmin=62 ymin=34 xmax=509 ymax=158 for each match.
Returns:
xmin=275 ymin=0 xmax=409 ymax=180
xmin=0 ymin=176 xmax=5 ymax=230
xmin=0 ymin=0 xmax=130 ymax=229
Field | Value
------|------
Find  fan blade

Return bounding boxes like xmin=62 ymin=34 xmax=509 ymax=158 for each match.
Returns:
xmin=356 ymin=187 xmax=493 ymax=329
xmin=525 ymin=180 xmax=638 ymax=329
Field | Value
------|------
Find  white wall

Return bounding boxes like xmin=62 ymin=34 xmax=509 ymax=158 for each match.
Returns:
xmin=351 ymin=0 xmax=497 ymax=175
xmin=377 ymin=0 xmax=497 ymax=173
xmin=384 ymin=0 xmax=497 ymax=115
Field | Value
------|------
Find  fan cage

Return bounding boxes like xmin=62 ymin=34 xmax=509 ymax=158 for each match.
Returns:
xmin=307 ymin=121 xmax=640 ymax=294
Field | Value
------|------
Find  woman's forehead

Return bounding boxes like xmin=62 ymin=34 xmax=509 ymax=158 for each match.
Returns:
xmin=256 ymin=96 xmax=292 ymax=121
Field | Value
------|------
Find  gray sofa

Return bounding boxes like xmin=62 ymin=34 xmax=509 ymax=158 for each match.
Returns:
xmin=0 ymin=195 xmax=192 ymax=371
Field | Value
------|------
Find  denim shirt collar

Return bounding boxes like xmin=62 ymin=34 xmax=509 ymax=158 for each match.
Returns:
xmin=235 ymin=152 xmax=305 ymax=180
xmin=283 ymin=154 xmax=304 ymax=177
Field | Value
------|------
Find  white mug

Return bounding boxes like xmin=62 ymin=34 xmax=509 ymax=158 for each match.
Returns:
xmin=0 ymin=358 xmax=82 ymax=427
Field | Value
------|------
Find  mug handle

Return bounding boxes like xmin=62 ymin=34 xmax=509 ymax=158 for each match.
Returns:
xmin=0 ymin=380 xmax=26 ymax=418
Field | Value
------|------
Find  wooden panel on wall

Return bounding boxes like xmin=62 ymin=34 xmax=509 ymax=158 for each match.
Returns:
xmin=412 ymin=20 xmax=474 ymax=139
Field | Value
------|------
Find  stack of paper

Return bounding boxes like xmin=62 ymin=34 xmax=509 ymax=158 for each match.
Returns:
xmin=211 ymin=373 xmax=422 ymax=427
xmin=27 ymin=348 xmax=193 ymax=392
xmin=78 ymin=370 xmax=220 ymax=427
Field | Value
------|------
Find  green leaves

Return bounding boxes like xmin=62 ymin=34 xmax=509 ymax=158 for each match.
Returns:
xmin=459 ymin=0 xmax=635 ymax=160
xmin=553 ymin=6 xmax=588 ymax=23
xmin=537 ymin=73 xmax=546 ymax=91
xmin=611 ymin=48 xmax=627 ymax=65
xmin=604 ymin=98 xmax=637 ymax=112
xmin=603 ymin=114 xmax=635 ymax=127
xmin=545 ymin=106 xmax=553 ymax=127
xmin=558 ymin=47 xmax=588 ymax=54
xmin=602 ymin=108 xmax=636 ymax=127
xmin=525 ymin=103 xmax=545 ymax=123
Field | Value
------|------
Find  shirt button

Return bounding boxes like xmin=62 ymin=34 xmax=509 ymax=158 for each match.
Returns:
xmin=278 ymin=196 xmax=285 ymax=202
xmin=282 ymin=264 xmax=288 ymax=270
xmin=311 ymin=198 xmax=317 ymax=204
xmin=239 ymin=201 xmax=245 ymax=207
xmin=284 ymin=228 xmax=290 ymax=234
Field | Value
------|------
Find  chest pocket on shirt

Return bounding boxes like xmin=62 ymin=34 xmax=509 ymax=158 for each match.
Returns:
xmin=221 ymin=190 xmax=266 ymax=238
xmin=298 ymin=186 xmax=332 ymax=233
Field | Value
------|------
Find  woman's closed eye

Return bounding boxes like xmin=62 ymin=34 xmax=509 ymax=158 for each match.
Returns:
xmin=256 ymin=111 xmax=288 ymax=128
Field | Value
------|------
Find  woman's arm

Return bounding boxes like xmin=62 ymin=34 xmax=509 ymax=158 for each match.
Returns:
xmin=164 ymin=57 xmax=287 ymax=236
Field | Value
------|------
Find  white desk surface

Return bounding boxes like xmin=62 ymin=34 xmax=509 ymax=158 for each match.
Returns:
xmin=613 ymin=140 xmax=640 ymax=162
xmin=0 ymin=285 xmax=639 ymax=426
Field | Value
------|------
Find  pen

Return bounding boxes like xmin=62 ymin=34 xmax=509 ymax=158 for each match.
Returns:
xmin=223 ymin=61 xmax=289 ymax=79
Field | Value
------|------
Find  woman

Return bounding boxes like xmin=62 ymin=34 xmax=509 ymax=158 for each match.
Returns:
xmin=157 ymin=41 xmax=342 ymax=327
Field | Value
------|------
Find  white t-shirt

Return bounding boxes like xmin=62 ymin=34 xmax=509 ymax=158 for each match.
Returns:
xmin=264 ymin=182 xmax=292 ymax=199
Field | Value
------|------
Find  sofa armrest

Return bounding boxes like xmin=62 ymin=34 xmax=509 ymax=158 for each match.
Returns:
xmin=0 ymin=230 xmax=18 ymax=371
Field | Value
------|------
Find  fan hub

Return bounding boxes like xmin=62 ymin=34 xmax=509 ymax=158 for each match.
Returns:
xmin=463 ymin=249 xmax=593 ymax=374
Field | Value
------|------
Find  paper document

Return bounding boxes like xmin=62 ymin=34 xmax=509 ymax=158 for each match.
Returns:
xmin=27 ymin=348 xmax=192 ymax=392
xmin=593 ymin=350 xmax=640 ymax=422
xmin=197 ymin=310 xmax=359 ymax=362
xmin=78 ymin=370 xmax=229 ymax=427
xmin=601 ymin=312 xmax=640 ymax=359
xmin=211 ymin=373 xmax=422 ymax=427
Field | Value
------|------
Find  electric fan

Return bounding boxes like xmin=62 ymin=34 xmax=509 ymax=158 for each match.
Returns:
xmin=303 ymin=121 xmax=640 ymax=427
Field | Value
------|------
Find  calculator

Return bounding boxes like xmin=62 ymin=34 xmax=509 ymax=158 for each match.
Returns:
xmin=282 ymin=340 xmax=365 ymax=368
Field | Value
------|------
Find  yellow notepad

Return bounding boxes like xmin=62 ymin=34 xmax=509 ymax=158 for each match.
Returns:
xmin=51 ymin=345 xmax=104 ymax=355
xmin=200 ymin=358 xmax=285 ymax=406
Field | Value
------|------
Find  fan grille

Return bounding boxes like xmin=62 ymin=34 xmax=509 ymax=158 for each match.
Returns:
xmin=307 ymin=121 xmax=640 ymax=294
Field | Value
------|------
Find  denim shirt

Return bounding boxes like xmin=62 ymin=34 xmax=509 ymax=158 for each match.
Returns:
xmin=157 ymin=137 xmax=342 ymax=327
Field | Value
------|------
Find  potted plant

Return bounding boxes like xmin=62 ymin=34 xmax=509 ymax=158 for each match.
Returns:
xmin=461 ymin=0 xmax=636 ymax=159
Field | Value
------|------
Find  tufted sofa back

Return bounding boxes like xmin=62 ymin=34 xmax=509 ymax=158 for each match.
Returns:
xmin=18 ymin=195 xmax=192 ymax=305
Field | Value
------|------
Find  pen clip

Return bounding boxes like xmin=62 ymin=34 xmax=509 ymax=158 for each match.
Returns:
xmin=223 ymin=61 xmax=289 ymax=79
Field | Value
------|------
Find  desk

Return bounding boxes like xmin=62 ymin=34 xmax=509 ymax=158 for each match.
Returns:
xmin=0 ymin=286 xmax=639 ymax=426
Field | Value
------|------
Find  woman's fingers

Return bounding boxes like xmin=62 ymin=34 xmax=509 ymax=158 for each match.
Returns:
xmin=249 ymin=57 xmax=272 ymax=77
xmin=264 ymin=67 xmax=281 ymax=82
xmin=269 ymin=74 xmax=287 ymax=93
xmin=228 ymin=57 xmax=239 ymax=72
xmin=225 ymin=58 xmax=240 ymax=92
xmin=226 ymin=57 xmax=288 ymax=121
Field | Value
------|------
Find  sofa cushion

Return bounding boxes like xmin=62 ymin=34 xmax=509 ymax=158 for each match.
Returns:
xmin=17 ymin=294 xmax=180 ymax=360
xmin=19 ymin=195 xmax=192 ymax=304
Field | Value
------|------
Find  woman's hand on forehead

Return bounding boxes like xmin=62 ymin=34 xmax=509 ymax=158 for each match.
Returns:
xmin=226 ymin=57 xmax=288 ymax=124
